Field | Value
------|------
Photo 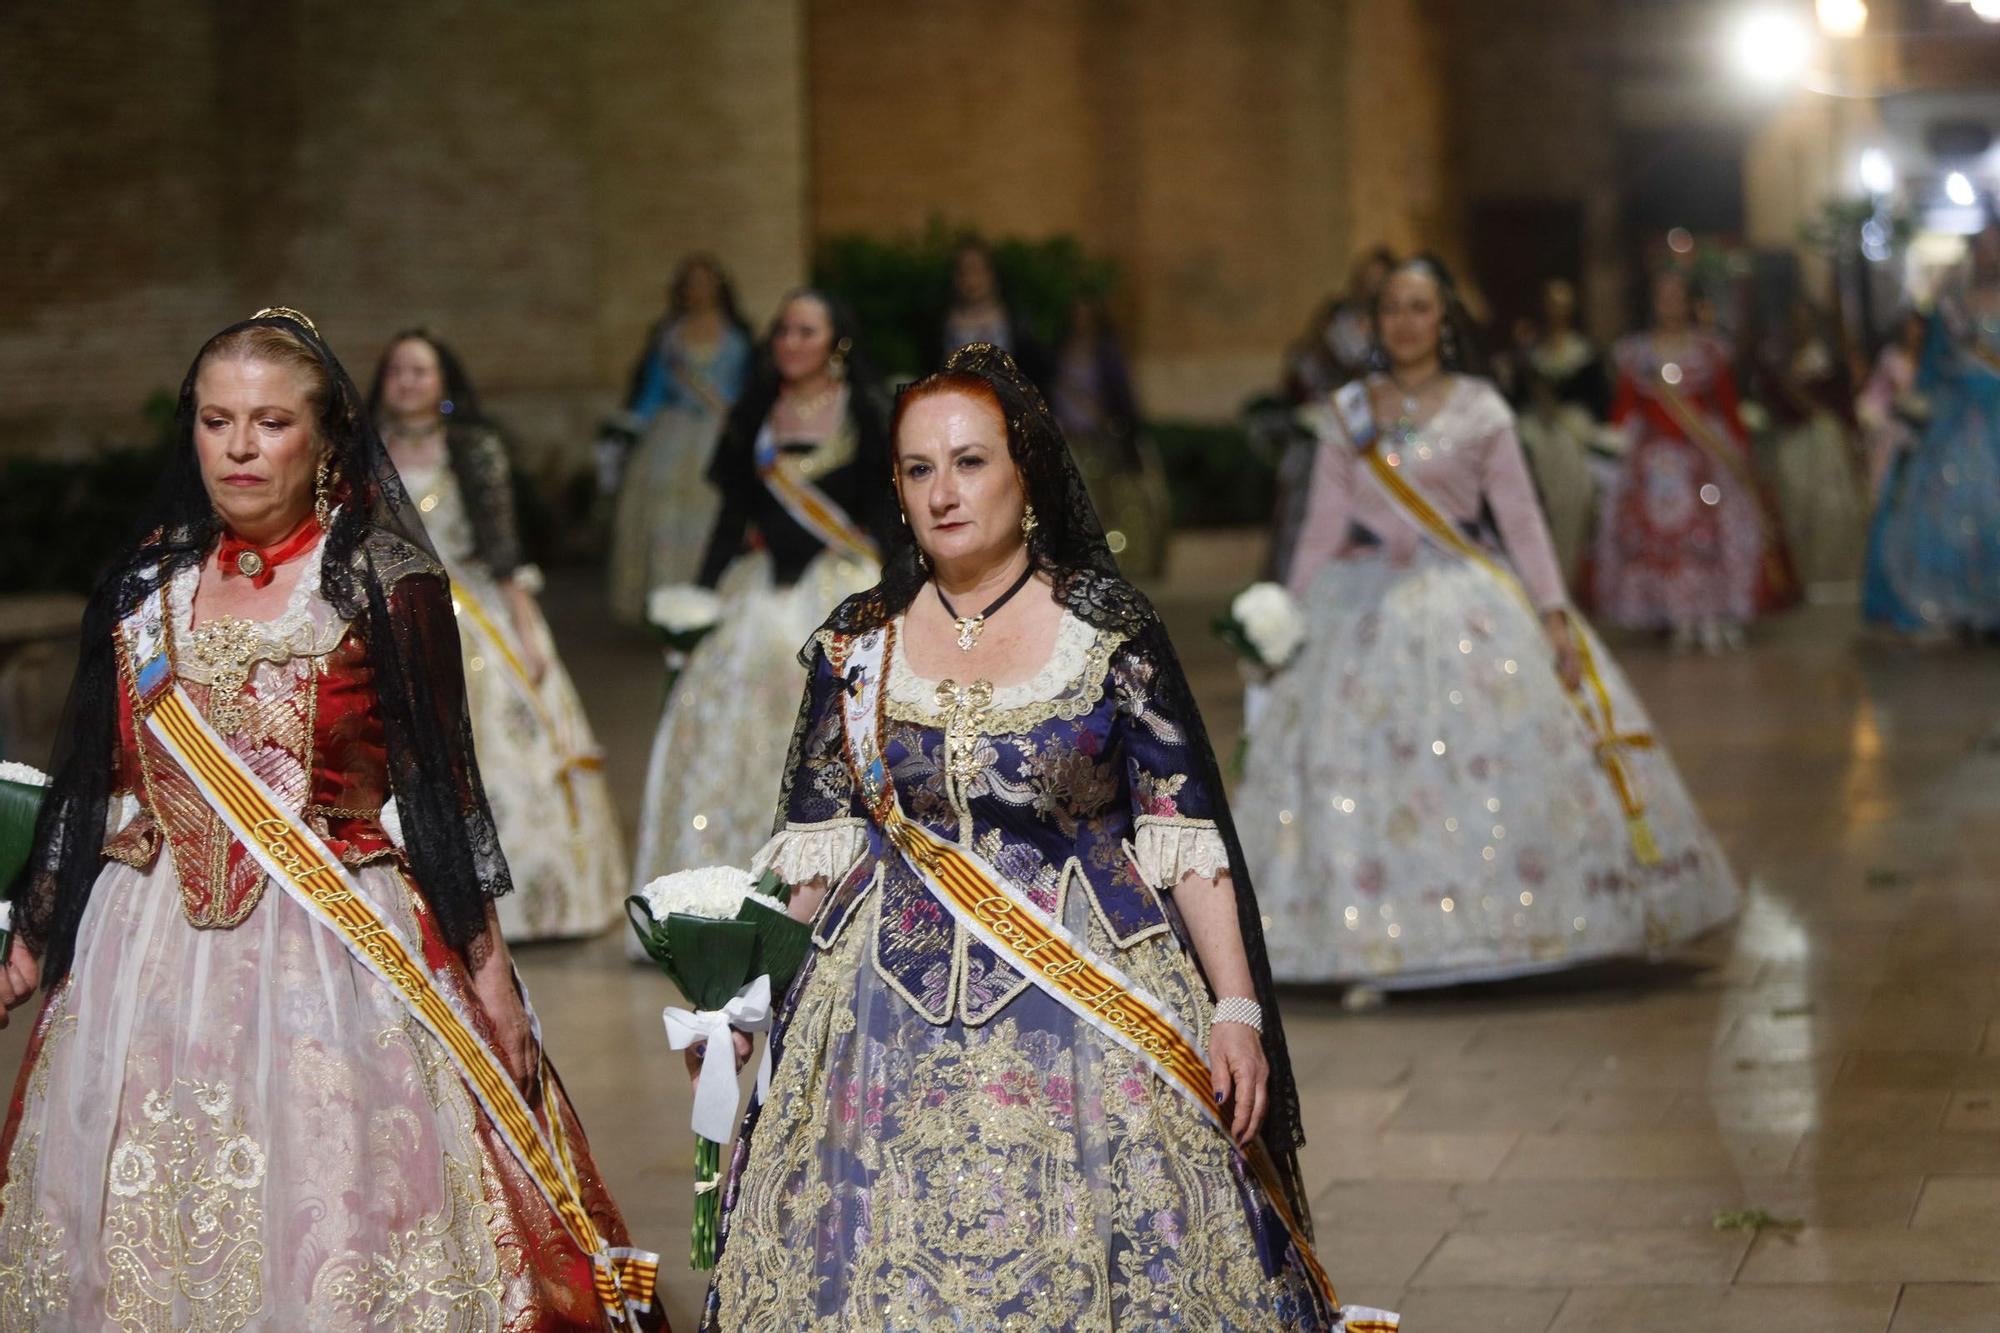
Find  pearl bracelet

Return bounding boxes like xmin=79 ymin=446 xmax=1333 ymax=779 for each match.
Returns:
xmin=1212 ymin=996 xmax=1264 ymax=1033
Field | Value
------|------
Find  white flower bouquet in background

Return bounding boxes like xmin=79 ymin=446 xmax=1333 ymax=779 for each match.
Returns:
xmin=646 ymin=583 xmax=723 ymax=696
xmin=0 ymin=762 xmax=51 ymax=960
xmin=627 ymin=864 xmax=811 ymax=1268
xmin=1212 ymin=584 xmax=1304 ymax=773
xmin=1213 ymin=582 xmax=1305 ymax=672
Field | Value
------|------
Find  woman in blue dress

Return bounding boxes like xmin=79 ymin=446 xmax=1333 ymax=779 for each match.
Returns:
xmin=608 ymin=255 xmax=755 ymax=625
xmin=696 ymin=345 xmax=1392 ymax=1331
xmin=1864 ymin=224 xmax=2000 ymax=636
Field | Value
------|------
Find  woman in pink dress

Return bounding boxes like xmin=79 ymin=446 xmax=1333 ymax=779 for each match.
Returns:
xmin=1238 ymin=259 xmax=1739 ymax=989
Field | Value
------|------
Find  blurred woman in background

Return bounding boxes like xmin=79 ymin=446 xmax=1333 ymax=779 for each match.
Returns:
xmin=1050 ymin=294 xmax=1172 ymax=577
xmin=1591 ymin=269 xmax=1791 ymax=652
xmin=607 ymin=256 xmax=754 ymax=626
xmin=373 ymin=330 xmax=625 ymax=941
xmin=1865 ymin=223 xmax=2000 ymax=638
xmin=1758 ymin=298 xmax=1867 ymax=587
xmin=629 ymin=290 xmax=891 ymax=915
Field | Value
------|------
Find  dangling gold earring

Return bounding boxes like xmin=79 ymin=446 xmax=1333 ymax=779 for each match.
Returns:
xmin=1020 ymin=504 xmax=1039 ymax=540
xmin=313 ymin=454 xmax=335 ymax=530
xmin=828 ymin=337 xmax=851 ymax=384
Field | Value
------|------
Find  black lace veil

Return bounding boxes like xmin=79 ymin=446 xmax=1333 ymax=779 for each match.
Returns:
xmin=813 ymin=342 xmax=1315 ymax=1229
xmin=19 ymin=309 xmax=512 ymax=983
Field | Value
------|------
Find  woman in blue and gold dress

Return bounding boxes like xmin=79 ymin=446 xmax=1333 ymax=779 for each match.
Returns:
xmin=698 ymin=346 xmax=1391 ymax=1331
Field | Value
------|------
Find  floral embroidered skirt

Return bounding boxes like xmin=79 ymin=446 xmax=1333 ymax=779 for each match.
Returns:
xmin=1240 ymin=547 xmax=1741 ymax=987
xmin=628 ymin=551 xmax=876 ymax=959
xmin=701 ymin=887 xmax=1336 ymax=1332
xmin=0 ymin=859 xmax=634 ymax=1331
xmin=454 ymin=560 xmax=627 ymax=943
xmin=609 ymin=404 xmax=727 ymax=626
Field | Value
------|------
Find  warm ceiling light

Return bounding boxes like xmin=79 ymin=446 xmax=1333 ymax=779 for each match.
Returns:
xmin=1946 ymin=171 xmax=1978 ymax=207
xmin=1730 ymin=9 xmax=1813 ymax=84
xmin=1971 ymin=0 xmax=2000 ymax=20
xmin=1817 ymin=0 xmax=1867 ymax=37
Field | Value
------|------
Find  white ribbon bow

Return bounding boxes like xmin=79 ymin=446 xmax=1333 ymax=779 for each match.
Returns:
xmin=662 ymin=974 xmax=776 ymax=1143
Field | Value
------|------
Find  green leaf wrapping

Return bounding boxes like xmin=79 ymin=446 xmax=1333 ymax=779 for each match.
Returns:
xmin=0 ymin=777 xmax=49 ymax=900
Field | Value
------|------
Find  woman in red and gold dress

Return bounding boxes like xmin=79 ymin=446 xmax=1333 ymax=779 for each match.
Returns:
xmin=1591 ymin=270 xmax=1793 ymax=651
xmin=0 ymin=311 xmax=661 ymax=1330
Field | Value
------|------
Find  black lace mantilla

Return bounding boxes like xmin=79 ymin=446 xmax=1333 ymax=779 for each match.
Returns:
xmin=798 ymin=342 xmax=1315 ymax=1233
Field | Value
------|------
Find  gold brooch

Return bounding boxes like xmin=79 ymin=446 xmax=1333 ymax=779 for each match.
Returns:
xmin=235 ymin=550 xmax=266 ymax=579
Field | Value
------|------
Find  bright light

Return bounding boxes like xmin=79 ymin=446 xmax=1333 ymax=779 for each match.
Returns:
xmin=1859 ymin=148 xmax=1895 ymax=195
xmin=1972 ymin=0 xmax=2000 ymax=20
xmin=1730 ymin=9 xmax=1813 ymax=85
xmin=1816 ymin=0 xmax=1867 ymax=37
xmin=1946 ymin=171 xmax=1978 ymax=207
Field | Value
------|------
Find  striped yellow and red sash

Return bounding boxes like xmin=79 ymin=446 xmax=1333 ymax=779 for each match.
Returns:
xmin=754 ymin=421 xmax=879 ymax=565
xmin=1331 ymin=383 xmax=1661 ymax=864
xmin=121 ymin=587 xmax=657 ymax=1325
xmin=1649 ymin=372 xmax=1795 ymax=597
xmin=832 ymin=623 xmax=1376 ymax=1323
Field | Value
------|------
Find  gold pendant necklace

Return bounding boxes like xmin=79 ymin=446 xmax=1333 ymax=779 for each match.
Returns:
xmin=934 ymin=564 xmax=1038 ymax=654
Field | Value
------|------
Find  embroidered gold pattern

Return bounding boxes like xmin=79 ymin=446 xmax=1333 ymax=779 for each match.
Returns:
xmin=310 ymin=1022 xmax=506 ymax=1330
xmin=934 ymin=678 xmax=994 ymax=794
xmin=103 ymin=1079 xmax=267 ymax=1332
xmin=713 ymin=911 xmax=1320 ymax=1330
xmin=183 ymin=618 xmax=266 ymax=735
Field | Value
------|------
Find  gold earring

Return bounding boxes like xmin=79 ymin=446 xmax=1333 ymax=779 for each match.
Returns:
xmin=1020 ymin=504 xmax=1039 ymax=540
xmin=314 ymin=455 xmax=334 ymax=530
xmin=828 ymin=338 xmax=851 ymax=384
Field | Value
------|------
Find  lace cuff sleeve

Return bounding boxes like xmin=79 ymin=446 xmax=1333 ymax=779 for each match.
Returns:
xmin=1127 ymin=815 xmax=1230 ymax=891
xmin=751 ymin=817 xmax=869 ymax=888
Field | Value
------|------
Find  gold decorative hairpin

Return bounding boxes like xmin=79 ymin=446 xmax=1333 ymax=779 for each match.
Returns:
xmin=252 ymin=306 xmax=320 ymax=337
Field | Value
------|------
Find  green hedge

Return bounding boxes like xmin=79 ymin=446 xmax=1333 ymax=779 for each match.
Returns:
xmin=1148 ymin=419 xmax=1276 ymax=529
xmin=813 ymin=219 xmax=1118 ymax=378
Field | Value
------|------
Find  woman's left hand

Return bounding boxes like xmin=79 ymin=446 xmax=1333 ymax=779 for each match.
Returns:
xmin=1543 ymin=609 xmax=1582 ymax=692
xmin=1209 ymin=1020 xmax=1269 ymax=1146
xmin=474 ymin=965 xmax=538 ymax=1092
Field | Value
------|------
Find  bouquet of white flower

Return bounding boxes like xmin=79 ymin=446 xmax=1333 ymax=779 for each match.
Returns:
xmin=1213 ymin=582 xmax=1305 ymax=671
xmin=628 ymin=864 xmax=812 ymax=1269
xmin=647 ymin=584 xmax=723 ymax=692
xmin=0 ymin=762 xmax=51 ymax=961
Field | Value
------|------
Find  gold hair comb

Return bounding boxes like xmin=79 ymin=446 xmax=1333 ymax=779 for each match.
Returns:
xmin=252 ymin=306 xmax=321 ymax=337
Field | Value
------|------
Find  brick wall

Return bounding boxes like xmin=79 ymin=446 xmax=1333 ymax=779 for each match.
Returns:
xmin=806 ymin=0 xmax=1458 ymax=419
xmin=0 ymin=0 xmax=808 ymax=474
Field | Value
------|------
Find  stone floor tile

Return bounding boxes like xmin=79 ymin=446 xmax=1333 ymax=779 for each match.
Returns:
xmin=1548 ymin=1284 xmax=1897 ymax=1333
xmin=1889 ymin=1284 xmax=2000 ymax=1332
xmin=1412 ymin=1228 xmax=1751 ymax=1287
xmin=1496 ymin=1129 xmax=1802 ymax=1180
xmin=1738 ymin=1227 xmax=2000 ymax=1284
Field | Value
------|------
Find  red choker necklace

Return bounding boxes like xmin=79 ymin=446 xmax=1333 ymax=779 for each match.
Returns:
xmin=218 ymin=515 xmax=322 ymax=589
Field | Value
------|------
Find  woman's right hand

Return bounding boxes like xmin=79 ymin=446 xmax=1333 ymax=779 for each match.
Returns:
xmin=684 ymin=1030 xmax=755 ymax=1086
xmin=0 ymin=940 xmax=42 ymax=1028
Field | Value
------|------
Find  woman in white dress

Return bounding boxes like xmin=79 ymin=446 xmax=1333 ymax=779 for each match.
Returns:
xmin=373 ymin=331 xmax=625 ymax=941
xmin=629 ymin=291 xmax=889 ymax=914
xmin=1238 ymin=259 xmax=1740 ymax=989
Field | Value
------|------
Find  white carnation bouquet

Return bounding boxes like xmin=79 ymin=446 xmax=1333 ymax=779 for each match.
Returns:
xmin=1212 ymin=582 xmax=1304 ymax=671
xmin=628 ymin=864 xmax=810 ymax=1269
